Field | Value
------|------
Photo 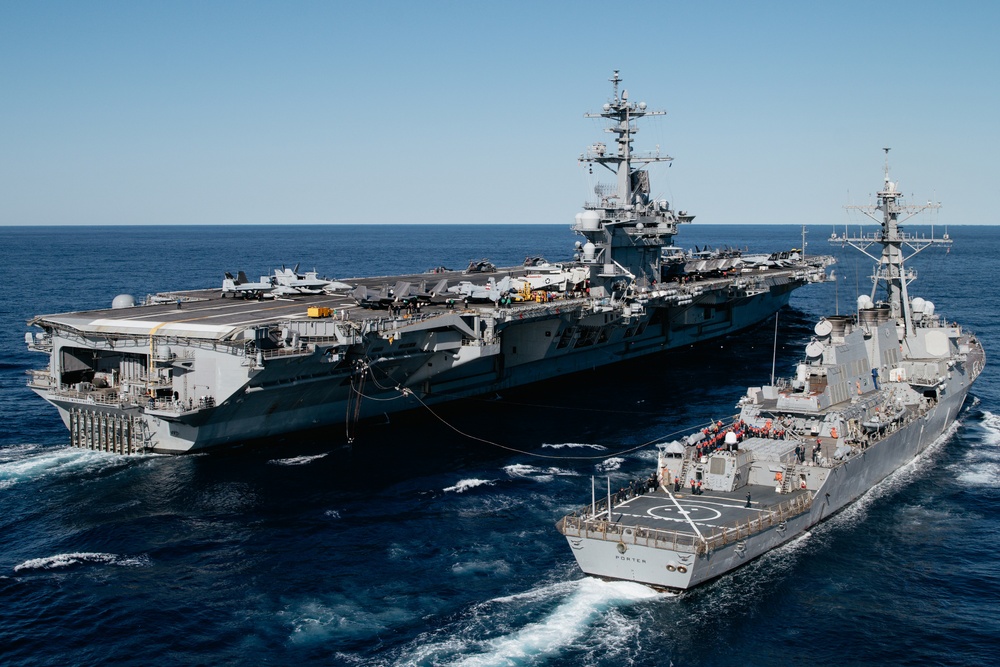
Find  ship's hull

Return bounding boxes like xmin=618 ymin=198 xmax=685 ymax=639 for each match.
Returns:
xmin=38 ymin=286 xmax=797 ymax=453
xmin=561 ymin=383 xmax=971 ymax=590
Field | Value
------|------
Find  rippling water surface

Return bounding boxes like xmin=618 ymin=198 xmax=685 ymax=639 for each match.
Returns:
xmin=1 ymin=224 xmax=997 ymax=666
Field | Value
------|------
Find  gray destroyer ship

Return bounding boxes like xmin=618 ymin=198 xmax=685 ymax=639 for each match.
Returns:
xmin=24 ymin=72 xmax=830 ymax=454
xmin=557 ymin=150 xmax=985 ymax=590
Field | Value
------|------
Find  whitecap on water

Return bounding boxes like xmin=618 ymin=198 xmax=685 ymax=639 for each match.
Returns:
xmin=0 ymin=445 xmax=129 ymax=488
xmin=979 ymin=410 xmax=1000 ymax=446
xmin=397 ymin=577 xmax=664 ymax=666
xmin=540 ymin=443 xmax=606 ymax=450
xmin=503 ymin=464 xmax=538 ymax=478
xmin=444 ymin=478 xmax=496 ymax=493
xmin=267 ymin=453 xmax=328 ymax=466
xmin=952 ymin=411 xmax=1000 ymax=487
xmin=502 ymin=464 xmax=578 ymax=483
xmin=14 ymin=552 xmax=150 ymax=573
xmin=595 ymin=457 xmax=624 ymax=472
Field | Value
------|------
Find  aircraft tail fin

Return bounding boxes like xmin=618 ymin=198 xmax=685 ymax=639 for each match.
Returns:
xmin=349 ymin=285 xmax=369 ymax=302
xmin=393 ymin=281 xmax=411 ymax=299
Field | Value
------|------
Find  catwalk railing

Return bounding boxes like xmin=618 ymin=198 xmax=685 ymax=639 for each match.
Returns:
xmin=558 ymin=492 xmax=813 ymax=555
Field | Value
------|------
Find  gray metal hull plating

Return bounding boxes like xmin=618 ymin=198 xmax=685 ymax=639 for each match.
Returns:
xmin=44 ymin=286 xmax=795 ymax=453
xmin=562 ymin=383 xmax=970 ymax=590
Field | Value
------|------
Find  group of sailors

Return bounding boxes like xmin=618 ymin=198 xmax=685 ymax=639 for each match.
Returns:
xmin=618 ymin=474 xmax=658 ymax=501
xmin=590 ymin=474 xmax=659 ymax=514
xmin=693 ymin=419 xmax=788 ymax=459
xmin=794 ymin=441 xmax=823 ymax=464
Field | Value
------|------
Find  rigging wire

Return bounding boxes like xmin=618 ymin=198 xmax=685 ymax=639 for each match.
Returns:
xmin=363 ymin=358 xmax=671 ymax=416
xmin=399 ymin=384 xmax=734 ymax=462
xmin=356 ymin=357 xmax=738 ymax=461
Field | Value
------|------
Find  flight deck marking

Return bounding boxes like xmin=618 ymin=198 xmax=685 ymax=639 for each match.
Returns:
xmin=648 ymin=504 xmax=722 ymax=522
xmin=613 ymin=509 xmax=724 ymax=531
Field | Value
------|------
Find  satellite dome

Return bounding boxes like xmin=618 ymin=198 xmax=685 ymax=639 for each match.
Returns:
xmin=580 ymin=210 xmax=601 ymax=231
xmin=112 ymin=294 xmax=136 ymax=309
xmin=806 ymin=341 xmax=825 ymax=358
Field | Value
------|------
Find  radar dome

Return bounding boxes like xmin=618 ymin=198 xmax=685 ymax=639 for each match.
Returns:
xmin=857 ymin=295 xmax=874 ymax=310
xmin=814 ymin=319 xmax=833 ymax=337
xmin=911 ymin=297 xmax=926 ymax=313
xmin=580 ymin=210 xmax=601 ymax=231
xmin=924 ymin=301 xmax=935 ymax=316
xmin=112 ymin=294 xmax=136 ymax=309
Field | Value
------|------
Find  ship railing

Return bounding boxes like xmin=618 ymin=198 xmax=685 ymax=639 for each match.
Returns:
xmin=498 ymin=300 xmax=584 ymax=320
xmin=558 ymin=514 xmax=705 ymax=554
xmin=44 ymin=386 xmax=129 ymax=408
xmin=25 ymin=369 xmax=57 ymax=389
xmin=261 ymin=346 xmax=314 ymax=360
xmin=145 ymin=396 xmax=213 ymax=413
xmin=559 ymin=492 xmax=814 ymax=555
xmin=701 ymin=493 xmax=813 ymax=552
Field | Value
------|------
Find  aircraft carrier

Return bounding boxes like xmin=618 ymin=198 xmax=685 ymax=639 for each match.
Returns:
xmin=557 ymin=150 xmax=985 ymax=590
xmin=25 ymin=72 xmax=832 ymax=454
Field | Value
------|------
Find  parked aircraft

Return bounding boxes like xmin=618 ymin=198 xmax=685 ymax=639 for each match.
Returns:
xmin=271 ymin=264 xmax=332 ymax=295
xmin=222 ymin=271 xmax=275 ymax=299
xmin=448 ymin=276 xmax=520 ymax=302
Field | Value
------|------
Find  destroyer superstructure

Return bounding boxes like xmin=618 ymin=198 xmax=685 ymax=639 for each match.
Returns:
xmin=557 ymin=150 xmax=984 ymax=590
xmin=25 ymin=72 xmax=831 ymax=453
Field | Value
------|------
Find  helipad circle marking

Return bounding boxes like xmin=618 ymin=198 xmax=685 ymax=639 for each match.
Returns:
xmin=647 ymin=504 xmax=722 ymax=522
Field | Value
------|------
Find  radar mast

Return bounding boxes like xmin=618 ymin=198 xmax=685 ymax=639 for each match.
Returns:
xmin=834 ymin=148 xmax=947 ymax=338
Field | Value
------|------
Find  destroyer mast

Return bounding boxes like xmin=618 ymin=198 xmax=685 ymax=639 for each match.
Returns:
xmin=834 ymin=148 xmax=949 ymax=342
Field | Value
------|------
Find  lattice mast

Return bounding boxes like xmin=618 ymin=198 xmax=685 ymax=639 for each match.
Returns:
xmin=835 ymin=148 xmax=948 ymax=338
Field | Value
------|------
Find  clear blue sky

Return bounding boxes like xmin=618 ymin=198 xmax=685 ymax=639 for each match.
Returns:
xmin=1 ymin=1 xmax=997 ymax=226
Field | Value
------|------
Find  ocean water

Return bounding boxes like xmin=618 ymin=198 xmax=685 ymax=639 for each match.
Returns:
xmin=0 ymin=223 xmax=997 ymax=666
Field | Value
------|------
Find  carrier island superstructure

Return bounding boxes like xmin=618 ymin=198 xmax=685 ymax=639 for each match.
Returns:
xmin=557 ymin=150 xmax=984 ymax=590
xmin=25 ymin=72 xmax=831 ymax=454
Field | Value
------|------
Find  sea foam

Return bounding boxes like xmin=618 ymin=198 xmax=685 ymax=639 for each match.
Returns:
xmin=0 ymin=446 xmax=126 ymax=488
xmin=400 ymin=577 xmax=663 ymax=666
xmin=267 ymin=453 xmax=328 ymax=466
xmin=444 ymin=478 xmax=496 ymax=493
xmin=14 ymin=552 xmax=150 ymax=572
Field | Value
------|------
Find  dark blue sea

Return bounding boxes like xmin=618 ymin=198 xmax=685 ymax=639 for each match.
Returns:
xmin=1 ymin=224 xmax=997 ymax=666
